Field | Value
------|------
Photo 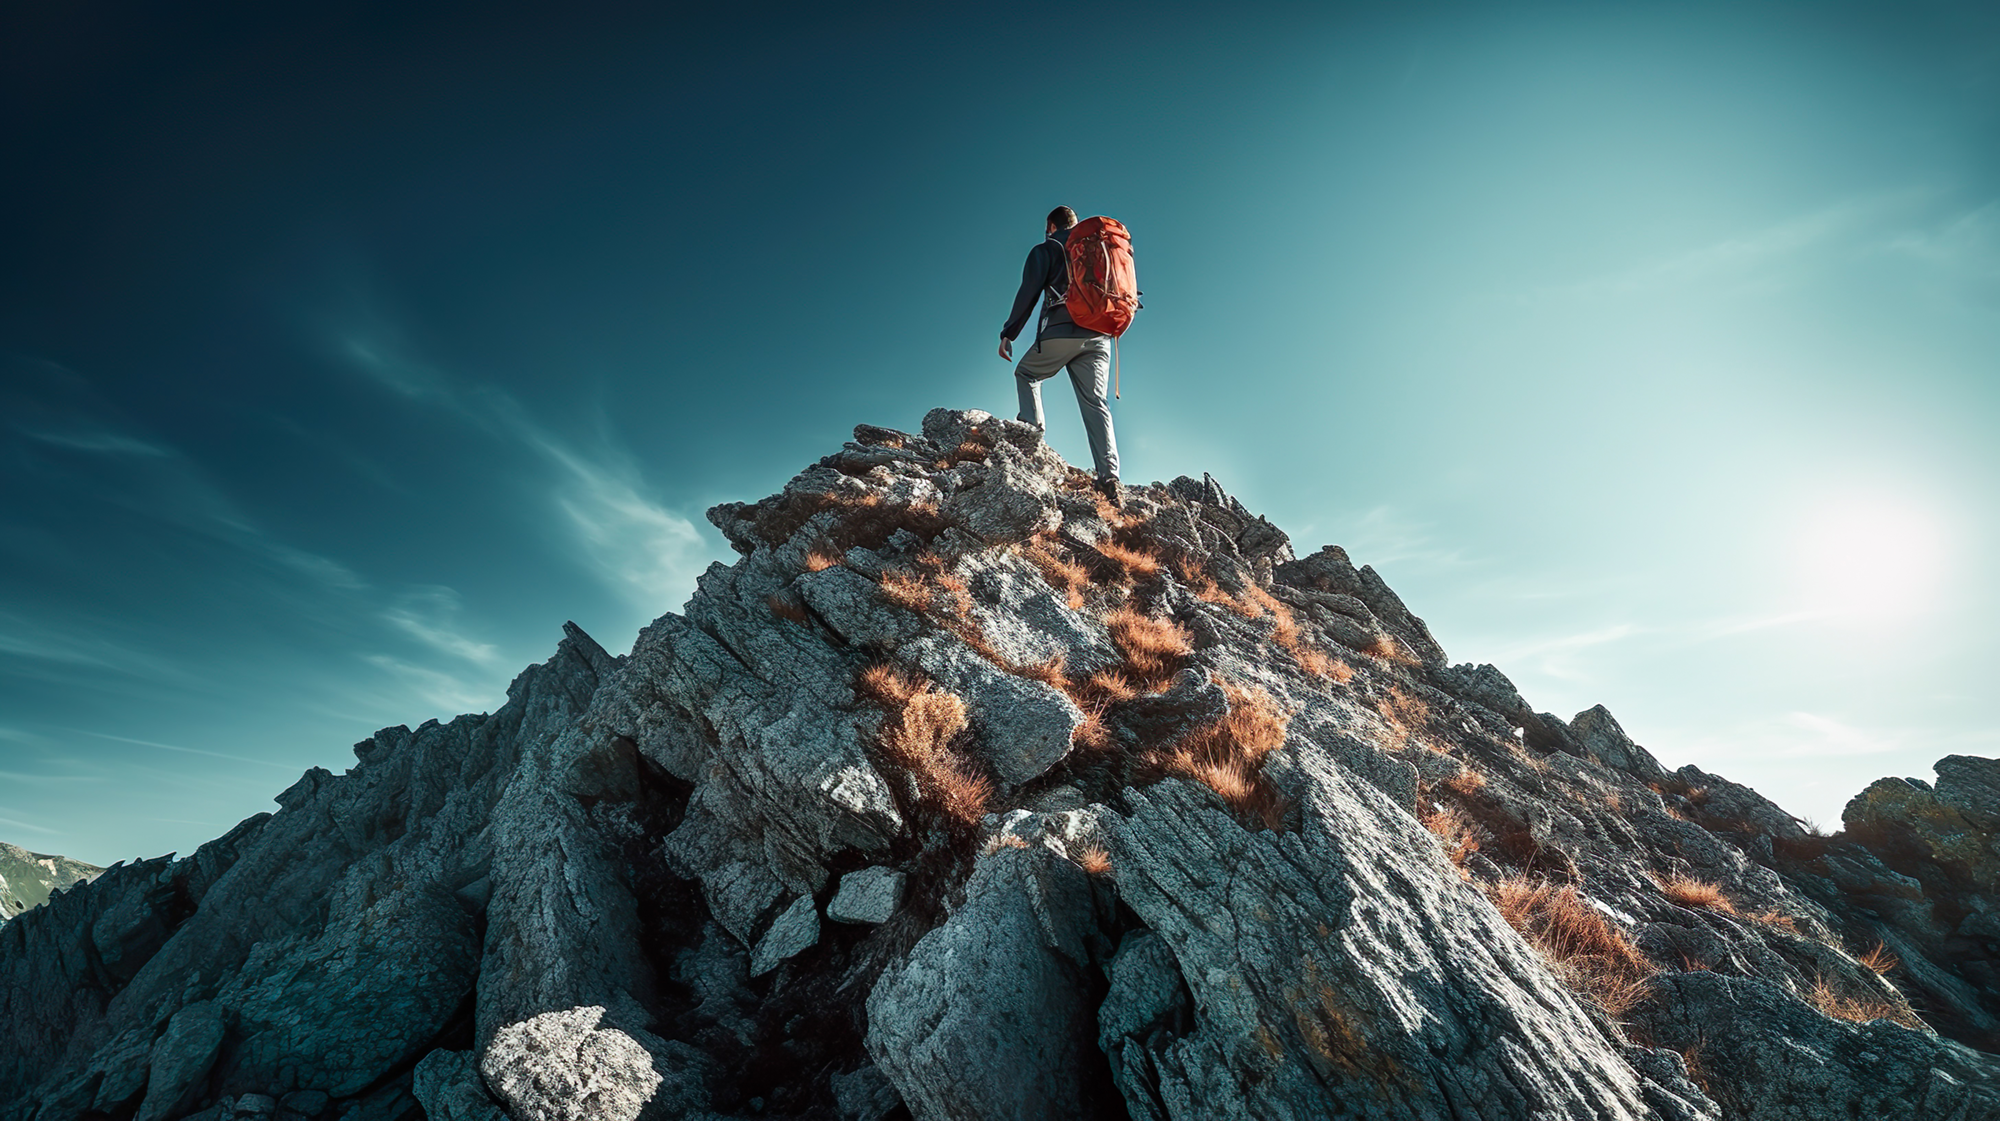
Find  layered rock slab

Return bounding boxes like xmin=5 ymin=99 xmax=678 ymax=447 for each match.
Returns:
xmin=1101 ymin=778 xmax=1679 ymax=1120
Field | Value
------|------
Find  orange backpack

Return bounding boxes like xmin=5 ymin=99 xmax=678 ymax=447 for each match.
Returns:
xmin=1063 ymin=216 xmax=1140 ymax=396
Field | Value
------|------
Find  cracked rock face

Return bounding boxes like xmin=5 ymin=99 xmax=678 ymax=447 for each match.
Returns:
xmin=3 ymin=407 xmax=1998 ymax=1121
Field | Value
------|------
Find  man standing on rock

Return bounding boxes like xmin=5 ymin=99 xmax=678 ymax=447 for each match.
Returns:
xmin=999 ymin=206 xmax=1122 ymax=508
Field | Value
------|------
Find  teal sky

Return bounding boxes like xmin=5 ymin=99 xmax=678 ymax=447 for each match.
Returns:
xmin=3 ymin=2 xmax=1996 ymax=865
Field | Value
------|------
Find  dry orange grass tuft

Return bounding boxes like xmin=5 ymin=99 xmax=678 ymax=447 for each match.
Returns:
xmin=856 ymin=664 xmax=994 ymax=828
xmin=1185 ymin=568 xmax=1265 ymax=620
xmin=1806 ymin=976 xmax=1923 ymax=1029
xmin=830 ymin=491 xmax=884 ymax=512
xmin=1444 ymin=768 xmax=1487 ymax=797
xmin=1073 ymin=845 xmax=1113 ymax=876
xmin=931 ymin=570 xmax=975 ymax=618
xmin=1023 ymin=540 xmax=1090 ymax=610
xmin=1080 ymin=669 xmax=1140 ymax=705
xmin=934 ymin=436 xmax=991 ymax=470
xmin=1487 ymin=876 xmax=1658 ymax=1017
xmin=1012 ymin=654 xmax=1068 ymax=689
xmin=980 ymin=832 xmax=1030 ymax=855
xmin=1295 ymin=645 xmax=1354 ymax=683
xmin=1240 ymin=584 xmax=1304 ymax=650
xmin=1048 ymin=667 xmax=1140 ymax=755
xmin=1096 ymin=538 xmax=1163 ymax=580
xmin=1154 ymin=684 xmax=1292 ymax=830
xmin=1857 ymin=942 xmax=1900 ymax=976
xmin=1090 ymin=489 xmax=1131 ymax=524
xmin=857 ymin=663 xmax=921 ymax=706
xmin=1418 ymin=800 xmax=1480 ymax=875
xmin=803 ymin=544 xmax=844 ymax=572
xmin=879 ymin=569 xmax=932 ymax=613
xmin=1362 ymin=634 xmax=1403 ymax=662
xmin=1747 ymin=909 xmax=1801 ymax=935
xmin=879 ymin=561 xmax=976 ymax=622
xmin=1106 ymin=607 xmax=1194 ymax=690
xmin=1070 ymin=709 xmax=1113 ymax=753
xmin=1655 ymin=874 xmax=1738 ymax=916
xmin=1377 ymin=686 xmax=1432 ymax=742
xmin=1677 ymin=1045 xmax=1713 ymax=1099
xmin=1603 ymin=790 xmax=1625 ymax=813
xmin=767 ymin=593 xmax=810 ymax=626
xmin=1182 ymin=568 xmax=1354 ymax=685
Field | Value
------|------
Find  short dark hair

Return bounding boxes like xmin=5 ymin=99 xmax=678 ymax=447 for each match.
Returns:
xmin=1046 ymin=206 xmax=1077 ymax=230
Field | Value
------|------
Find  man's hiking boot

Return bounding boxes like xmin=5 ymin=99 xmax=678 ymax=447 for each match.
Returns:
xmin=1095 ymin=477 xmax=1124 ymax=510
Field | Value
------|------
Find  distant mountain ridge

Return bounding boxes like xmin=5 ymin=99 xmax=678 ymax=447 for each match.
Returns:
xmin=0 ymin=843 xmax=100 ymax=924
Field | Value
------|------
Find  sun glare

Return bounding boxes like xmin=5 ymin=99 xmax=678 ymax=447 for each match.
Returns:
xmin=1794 ymin=494 xmax=1951 ymax=621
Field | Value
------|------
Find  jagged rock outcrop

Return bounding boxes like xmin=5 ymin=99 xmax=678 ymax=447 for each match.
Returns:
xmin=2 ymin=407 xmax=1996 ymax=1121
xmin=0 ymin=844 xmax=101 ymax=925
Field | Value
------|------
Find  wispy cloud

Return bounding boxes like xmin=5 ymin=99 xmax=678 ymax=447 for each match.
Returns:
xmin=1515 ymin=190 xmax=1933 ymax=304
xmin=533 ymin=431 xmax=709 ymax=613
xmin=384 ymin=586 xmax=500 ymax=664
xmin=0 ymin=611 xmax=195 ymax=683
xmin=1490 ymin=622 xmax=1642 ymax=662
xmin=337 ymin=325 xmax=715 ymax=615
xmin=1337 ymin=506 xmax=1478 ymax=571
xmin=75 ymin=731 xmax=301 ymax=771
xmin=5 ymin=366 xmax=370 ymax=598
xmin=16 ymin=427 xmax=172 ymax=457
xmin=1885 ymin=199 xmax=2000 ymax=274
xmin=362 ymin=654 xmax=499 ymax=714
xmin=0 ymin=816 xmax=60 ymax=837
xmin=1779 ymin=712 xmax=1904 ymax=758
xmin=0 ymin=771 xmax=102 ymax=785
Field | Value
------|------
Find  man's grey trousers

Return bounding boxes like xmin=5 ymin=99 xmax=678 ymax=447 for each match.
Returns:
xmin=1014 ymin=335 xmax=1119 ymax=482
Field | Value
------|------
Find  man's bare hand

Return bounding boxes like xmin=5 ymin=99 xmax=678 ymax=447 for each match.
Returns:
xmin=998 ymin=336 xmax=1014 ymax=361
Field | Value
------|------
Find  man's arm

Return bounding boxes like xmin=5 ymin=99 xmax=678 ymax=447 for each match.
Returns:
xmin=999 ymin=243 xmax=1052 ymax=343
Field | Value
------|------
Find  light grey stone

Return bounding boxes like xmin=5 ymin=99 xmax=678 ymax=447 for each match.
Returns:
xmin=749 ymin=895 xmax=819 ymax=977
xmin=943 ymin=440 xmax=1061 ymax=544
xmin=903 ymin=633 xmax=1082 ymax=785
xmin=829 ymin=1064 xmax=901 ymax=1121
xmin=86 ymin=1027 xmax=154 ymax=1113
xmin=1432 ymin=661 xmax=1532 ymax=721
xmin=1642 ymin=972 xmax=2000 ymax=1120
xmin=135 ymin=1001 xmax=226 ymax=1121
xmin=865 ymin=846 xmax=1109 ymax=1121
xmin=827 ymin=867 xmax=905 ymax=926
xmin=1102 ymin=778 xmax=1665 ymax=1119
xmin=1937 ymin=754 xmax=2000 ymax=834
xmin=1097 ymin=930 xmax=1187 ymax=1054
xmin=480 ymin=1006 xmax=662 ymax=1121
xmin=1567 ymin=704 xmax=1665 ymax=780
xmin=412 ymin=1050 xmax=506 ymax=1121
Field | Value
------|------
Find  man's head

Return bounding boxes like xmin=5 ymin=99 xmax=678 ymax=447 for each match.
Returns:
xmin=1045 ymin=206 xmax=1077 ymax=235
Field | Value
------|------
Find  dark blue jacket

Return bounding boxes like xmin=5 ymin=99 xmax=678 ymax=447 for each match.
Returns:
xmin=1001 ymin=229 xmax=1105 ymax=343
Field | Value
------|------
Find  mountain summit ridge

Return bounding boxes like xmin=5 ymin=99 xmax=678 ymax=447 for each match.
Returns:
xmin=0 ymin=844 xmax=100 ymax=926
xmin=1 ymin=407 xmax=1996 ymax=1121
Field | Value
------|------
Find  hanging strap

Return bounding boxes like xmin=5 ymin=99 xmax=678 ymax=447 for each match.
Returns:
xmin=1113 ymin=336 xmax=1120 ymax=400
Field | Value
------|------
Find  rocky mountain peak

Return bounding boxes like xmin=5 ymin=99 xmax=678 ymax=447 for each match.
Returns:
xmin=0 ymin=845 xmax=100 ymax=926
xmin=2 ymin=408 xmax=1996 ymax=1121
